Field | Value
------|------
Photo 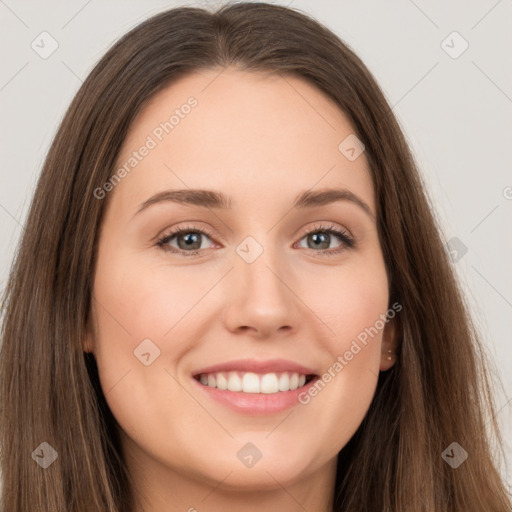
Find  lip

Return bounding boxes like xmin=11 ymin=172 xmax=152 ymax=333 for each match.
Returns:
xmin=191 ymin=374 xmax=319 ymax=415
xmin=191 ymin=358 xmax=319 ymax=416
xmin=191 ymin=358 xmax=318 ymax=377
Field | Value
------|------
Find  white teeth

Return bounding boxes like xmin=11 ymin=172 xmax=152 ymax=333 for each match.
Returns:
xmin=216 ymin=372 xmax=228 ymax=390
xmin=227 ymin=371 xmax=242 ymax=392
xmin=260 ymin=373 xmax=279 ymax=394
xmin=278 ymin=373 xmax=290 ymax=391
xmin=197 ymin=371 xmax=311 ymax=393
xmin=242 ymin=372 xmax=260 ymax=393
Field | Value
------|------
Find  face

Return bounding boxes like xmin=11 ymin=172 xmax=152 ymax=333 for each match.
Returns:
xmin=87 ymin=68 xmax=397 ymax=500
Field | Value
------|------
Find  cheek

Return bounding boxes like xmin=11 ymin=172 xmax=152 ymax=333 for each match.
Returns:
xmin=295 ymin=259 xmax=389 ymax=439
xmin=309 ymin=257 xmax=390 ymax=352
xmin=92 ymin=244 xmax=213 ymax=348
xmin=89 ymin=244 xmax=193 ymax=400
xmin=90 ymin=250 xmax=206 ymax=455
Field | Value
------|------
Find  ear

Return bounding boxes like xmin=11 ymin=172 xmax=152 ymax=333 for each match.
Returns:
xmin=83 ymin=333 xmax=94 ymax=353
xmin=379 ymin=316 xmax=399 ymax=372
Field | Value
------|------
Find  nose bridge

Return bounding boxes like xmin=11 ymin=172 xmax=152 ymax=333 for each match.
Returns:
xmin=222 ymin=228 xmax=299 ymax=335
xmin=236 ymin=232 xmax=288 ymax=303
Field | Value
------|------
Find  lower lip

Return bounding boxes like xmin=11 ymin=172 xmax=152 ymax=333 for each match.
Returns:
xmin=191 ymin=376 xmax=318 ymax=415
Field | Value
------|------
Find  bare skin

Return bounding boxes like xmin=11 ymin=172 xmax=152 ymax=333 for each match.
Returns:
xmin=87 ymin=67 xmax=398 ymax=512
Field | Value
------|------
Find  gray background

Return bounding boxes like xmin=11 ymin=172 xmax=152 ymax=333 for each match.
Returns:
xmin=1 ymin=0 xmax=511 ymax=490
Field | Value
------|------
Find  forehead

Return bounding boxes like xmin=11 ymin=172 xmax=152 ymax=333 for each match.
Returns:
xmin=110 ymin=68 xmax=374 ymax=216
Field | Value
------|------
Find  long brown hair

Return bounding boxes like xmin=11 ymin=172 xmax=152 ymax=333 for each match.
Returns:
xmin=1 ymin=2 xmax=510 ymax=511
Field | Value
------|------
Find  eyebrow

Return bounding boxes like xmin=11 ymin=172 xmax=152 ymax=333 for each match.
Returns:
xmin=134 ymin=187 xmax=375 ymax=219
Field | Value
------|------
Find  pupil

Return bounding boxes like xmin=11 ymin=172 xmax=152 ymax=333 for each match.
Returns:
xmin=310 ymin=232 xmax=329 ymax=250
xmin=179 ymin=232 xmax=201 ymax=250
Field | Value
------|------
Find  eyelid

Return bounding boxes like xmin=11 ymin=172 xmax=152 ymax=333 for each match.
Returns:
xmin=155 ymin=223 xmax=218 ymax=256
xmin=293 ymin=222 xmax=355 ymax=256
xmin=156 ymin=221 xmax=355 ymax=257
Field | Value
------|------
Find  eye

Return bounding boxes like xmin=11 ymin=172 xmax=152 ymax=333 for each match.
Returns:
xmin=156 ymin=222 xmax=355 ymax=257
xmin=156 ymin=224 xmax=216 ymax=257
xmin=295 ymin=223 xmax=355 ymax=256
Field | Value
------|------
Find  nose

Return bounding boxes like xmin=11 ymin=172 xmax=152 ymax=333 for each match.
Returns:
xmin=222 ymin=245 xmax=302 ymax=339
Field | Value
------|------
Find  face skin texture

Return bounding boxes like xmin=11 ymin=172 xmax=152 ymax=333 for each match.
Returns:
xmin=86 ymin=67 xmax=398 ymax=512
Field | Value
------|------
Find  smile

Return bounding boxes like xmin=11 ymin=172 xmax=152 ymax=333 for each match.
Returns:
xmin=194 ymin=371 xmax=315 ymax=394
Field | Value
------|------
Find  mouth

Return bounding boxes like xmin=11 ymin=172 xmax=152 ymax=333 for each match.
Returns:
xmin=193 ymin=371 xmax=317 ymax=394
xmin=190 ymin=358 xmax=320 ymax=414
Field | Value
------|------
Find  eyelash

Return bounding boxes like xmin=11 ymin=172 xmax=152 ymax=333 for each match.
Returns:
xmin=156 ymin=223 xmax=355 ymax=258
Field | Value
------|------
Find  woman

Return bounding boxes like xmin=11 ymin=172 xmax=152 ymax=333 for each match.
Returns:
xmin=1 ymin=2 xmax=510 ymax=511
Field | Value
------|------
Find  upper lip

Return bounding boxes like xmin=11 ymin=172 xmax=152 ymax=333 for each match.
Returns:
xmin=192 ymin=358 xmax=318 ymax=377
